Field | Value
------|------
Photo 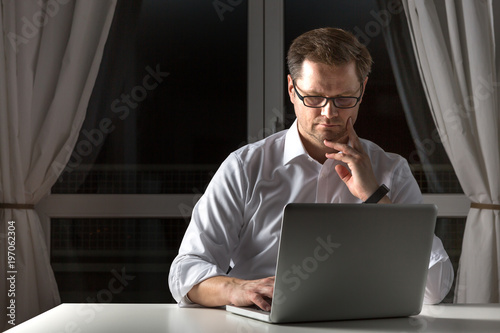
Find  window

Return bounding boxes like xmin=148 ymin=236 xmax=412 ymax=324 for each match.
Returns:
xmin=53 ymin=0 xmax=248 ymax=195
xmin=40 ymin=0 xmax=465 ymax=304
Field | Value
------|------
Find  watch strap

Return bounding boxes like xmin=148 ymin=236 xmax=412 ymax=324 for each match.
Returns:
xmin=363 ymin=184 xmax=389 ymax=204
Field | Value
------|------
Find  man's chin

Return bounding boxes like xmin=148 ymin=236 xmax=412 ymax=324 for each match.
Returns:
xmin=323 ymin=132 xmax=348 ymax=145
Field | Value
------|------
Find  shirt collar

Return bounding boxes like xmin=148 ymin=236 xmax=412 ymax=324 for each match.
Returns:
xmin=283 ymin=119 xmax=309 ymax=165
xmin=283 ymin=119 xmax=354 ymax=166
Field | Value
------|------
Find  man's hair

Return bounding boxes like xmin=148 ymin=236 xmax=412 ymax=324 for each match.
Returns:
xmin=287 ymin=27 xmax=373 ymax=83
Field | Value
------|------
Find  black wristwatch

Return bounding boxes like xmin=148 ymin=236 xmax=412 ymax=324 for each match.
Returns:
xmin=363 ymin=184 xmax=390 ymax=204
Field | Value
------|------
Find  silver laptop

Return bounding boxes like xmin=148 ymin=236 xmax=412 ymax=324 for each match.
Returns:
xmin=226 ymin=203 xmax=437 ymax=323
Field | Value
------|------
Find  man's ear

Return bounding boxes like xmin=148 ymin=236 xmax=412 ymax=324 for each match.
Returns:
xmin=360 ymin=76 xmax=368 ymax=103
xmin=287 ymin=74 xmax=295 ymax=105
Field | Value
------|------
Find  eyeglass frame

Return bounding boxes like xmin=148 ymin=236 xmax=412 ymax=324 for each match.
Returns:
xmin=292 ymin=80 xmax=364 ymax=109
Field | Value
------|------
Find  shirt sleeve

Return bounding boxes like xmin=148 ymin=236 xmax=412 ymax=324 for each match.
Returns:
xmin=423 ymin=236 xmax=454 ymax=304
xmin=387 ymin=157 xmax=423 ymax=204
xmin=168 ymin=153 xmax=246 ymax=305
xmin=388 ymin=157 xmax=454 ymax=304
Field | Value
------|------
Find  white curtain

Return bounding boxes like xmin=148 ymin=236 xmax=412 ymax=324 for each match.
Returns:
xmin=0 ymin=0 xmax=116 ymax=329
xmin=402 ymin=0 xmax=500 ymax=302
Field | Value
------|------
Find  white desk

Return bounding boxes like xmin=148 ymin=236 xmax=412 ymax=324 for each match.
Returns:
xmin=6 ymin=303 xmax=500 ymax=333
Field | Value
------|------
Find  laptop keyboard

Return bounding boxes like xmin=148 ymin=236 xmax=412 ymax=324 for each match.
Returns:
xmin=247 ymin=305 xmax=270 ymax=314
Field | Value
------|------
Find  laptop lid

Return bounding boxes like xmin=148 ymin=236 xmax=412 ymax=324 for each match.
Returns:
xmin=268 ymin=203 xmax=437 ymax=323
xmin=227 ymin=203 xmax=438 ymax=323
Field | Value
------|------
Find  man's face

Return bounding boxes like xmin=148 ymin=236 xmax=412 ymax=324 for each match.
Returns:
xmin=288 ymin=59 xmax=366 ymax=154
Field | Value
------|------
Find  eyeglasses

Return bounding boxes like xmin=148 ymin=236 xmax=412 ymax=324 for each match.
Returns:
xmin=293 ymin=80 xmax=363 ymax=109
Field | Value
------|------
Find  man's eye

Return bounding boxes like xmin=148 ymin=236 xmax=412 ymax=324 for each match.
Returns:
xmin=335 ymin=97 xmax=356 ymax=107
xmin=304 ymin=97 xmax=326 ymax=106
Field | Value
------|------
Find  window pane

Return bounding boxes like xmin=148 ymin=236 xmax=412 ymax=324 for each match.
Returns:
xmin=283 ymin=2 xmax=464 ymax=302
xmin=284 ymin=0 xmax=462 ymax=194
xmin=434 ymin=217 xmax=466 ymax=303
xmin=284 ymin=0 xmax=414 ymax=157
xmin=52 ymin=0 xmax=248 ymax=194
xmin=51 ymin=218 xmax=188 ymax=303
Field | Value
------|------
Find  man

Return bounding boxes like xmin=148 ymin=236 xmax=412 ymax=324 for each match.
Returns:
xmin=169 ymin=27 xmax=454 ymax=311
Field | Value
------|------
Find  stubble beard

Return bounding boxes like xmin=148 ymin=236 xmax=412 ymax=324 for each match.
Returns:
xmin=298 ymin=120 xmax=349 ymax=156
xmin=313 ymin=125 xmax=348 ymax=149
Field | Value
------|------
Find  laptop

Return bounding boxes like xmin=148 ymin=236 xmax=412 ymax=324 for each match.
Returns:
xmin=226 ymin=203 xmax=438 ymax=324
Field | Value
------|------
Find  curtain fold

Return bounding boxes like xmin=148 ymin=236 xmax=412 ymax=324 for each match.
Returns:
xmin=53 ymin=0 xmax=143 ymax=192
xmin=376 ymin=0 xmax=456 ymax=194
xmin=402 ymin=0 xmax=500 ymax=302
xmin=0 ymin=0 xmax=117 ymax=329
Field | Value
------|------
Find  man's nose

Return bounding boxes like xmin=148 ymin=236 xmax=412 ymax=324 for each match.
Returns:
xmin=320 ymin=99 xmax=339 ymax=118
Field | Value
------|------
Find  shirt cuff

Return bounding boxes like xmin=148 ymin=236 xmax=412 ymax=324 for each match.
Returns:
xmin=177 ymin=294 xmax=203 ymax=308
xmin=423 ymin=258 xmax=454 ymax=304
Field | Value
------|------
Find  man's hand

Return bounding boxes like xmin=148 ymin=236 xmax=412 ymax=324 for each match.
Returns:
xmin=187 ymin=276 xmax=275 ymax=311
xmin=228 ymin=276 xmax=275 ymax=311
xmin=324 ymin=117 xmax=389 ymax=203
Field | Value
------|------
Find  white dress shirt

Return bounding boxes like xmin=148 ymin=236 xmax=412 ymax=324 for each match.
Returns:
xmin=168 ymin=120 xmax=454 ymax=306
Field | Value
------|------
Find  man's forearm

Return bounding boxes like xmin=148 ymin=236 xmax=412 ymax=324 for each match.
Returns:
xmin=187 ymin=275 xmax=275 ymax=310
xmin=187 ymin=276 xmax=238 ymax=307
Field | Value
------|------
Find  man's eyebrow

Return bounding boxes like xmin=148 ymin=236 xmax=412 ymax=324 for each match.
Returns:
xmin=302 ymin=87 xmax=359 ymax=97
